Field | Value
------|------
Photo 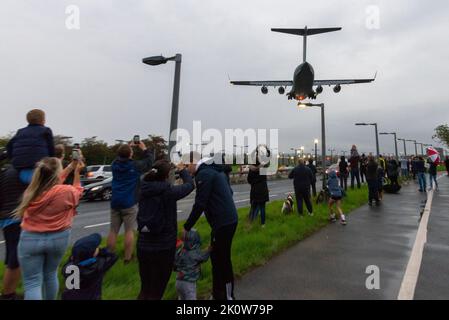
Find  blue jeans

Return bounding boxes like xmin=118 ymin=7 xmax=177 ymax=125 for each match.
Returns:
xmin=417 ymin=172 xmax=426 ymax=191
xmin=249 ymin=202 xmax=266 ymax=225
xmin=18 ymin=229 xmax=71 ymax=300
xmin=429 ymin=174 xmax=438 ymax=189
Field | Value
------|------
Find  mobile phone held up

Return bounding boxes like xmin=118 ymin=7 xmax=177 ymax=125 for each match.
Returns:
xmin=72 ymin=149 xmax=80 ymax=160
xmin=133 ymin=135 xmax=140 ymax=145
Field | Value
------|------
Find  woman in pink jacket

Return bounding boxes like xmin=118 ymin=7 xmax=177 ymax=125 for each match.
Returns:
xmin=16 ymin=157 xmax=84 ymax=300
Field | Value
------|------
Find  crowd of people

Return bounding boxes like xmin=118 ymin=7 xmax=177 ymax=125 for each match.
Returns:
xmin=0 ymin=109 xmax=238 ymax=301
xmin=1 ymin=109 xmax=448 ymax=300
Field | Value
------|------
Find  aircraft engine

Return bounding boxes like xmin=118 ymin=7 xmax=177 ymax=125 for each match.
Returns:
xmin=261 ymin=86 xmax=268 ymax=94
xmin=316 ymin=85 xmax=323 ymax=94
xmin=333 ymin=84 xmax=341 ymax=93
xmin=278 ymin=86 xmax=285 ymax=94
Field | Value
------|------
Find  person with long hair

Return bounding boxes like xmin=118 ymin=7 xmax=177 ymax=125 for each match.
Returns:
xmin=136 ymin=159 xmax=194 ymax=300
xmin=16 ymin=157 xmax=84 ymax=300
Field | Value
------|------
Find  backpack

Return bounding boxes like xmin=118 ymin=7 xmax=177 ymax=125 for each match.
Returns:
xmin=137 ymin=192 xmax=167 ymax=235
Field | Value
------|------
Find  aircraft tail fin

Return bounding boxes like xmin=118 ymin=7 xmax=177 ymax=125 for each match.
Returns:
xmin=271 ymin=27 xmax=341 ymax=36
xmin=271 ymin=26 xmax=341 ymax=62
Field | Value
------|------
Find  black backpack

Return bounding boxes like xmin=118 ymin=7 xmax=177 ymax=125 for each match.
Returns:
xmin=137 ymin=192 xmax=167 ymax=235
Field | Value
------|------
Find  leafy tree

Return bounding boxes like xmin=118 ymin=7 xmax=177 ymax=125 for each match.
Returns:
xmin=80 ymin=137 xmax=115 ymax=165
xmin=53 ymin=135 xmax=73 ymax=146
xmin=433 ymin=124 xmax=449 ymax=148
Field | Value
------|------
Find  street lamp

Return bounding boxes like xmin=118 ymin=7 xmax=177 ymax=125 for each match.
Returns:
xmin=300 ymin=146 xmax=305 ymax=159
xmin=297 ymin=102 xmax=326 ymax=187
xmin=355 ymin=123 xmax=380 ymax=157
xmin=314 ymin=139 xmax=318 ymax=163
xmin=142 ymin=54 xmax=182 ymax=156
xmin=379 ymin=132 xmax=399 ymax=160
xmin=417 ymin=142 xmax=425 ymax=156
xmin=397 ymin=138 xmax=407 ymax=157
xmin=406 ymin=139 xmax=418 ymax=156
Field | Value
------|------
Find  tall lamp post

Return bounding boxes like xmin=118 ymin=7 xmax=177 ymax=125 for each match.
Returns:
xmin=379 ymin=132 xmax=399 ymax=160
xmin=397 ymin=138 xmax=407 ymax=157
xmin=416 ymin=142 xmax=424 ymax=156
xmin=406 ymin=139 xmax=418 ymax=156
xmin=297 ymin=102 xmax=326 ymax=188
xmin=314 ymin=139 xmax=318 ymax=164
xmin=142 ymin=54 xmax=182 ymax=157
xmin=355 ymin=123 xmax=380 ymax=158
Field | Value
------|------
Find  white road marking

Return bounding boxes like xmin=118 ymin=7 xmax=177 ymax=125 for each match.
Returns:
xmin=84 ymin=222 xmax=110 ymax=229
xmin=177 ymin=210 xmax=183 ymax=213
xmin=234 ymin=198 xmax=250 ymax=203
xmin=0 ymin=241 xmax=5 ymax=245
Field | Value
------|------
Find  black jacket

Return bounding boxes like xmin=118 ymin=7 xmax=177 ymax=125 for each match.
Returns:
xmin=6 ymin=124 xmax=55 ymax=169
xmin=0 ymin=165 xmax=27 ymax=220
xmin=247 ymin=166 xmax=269 ymax=204
xmin=61 ymin=248 xmax=118 ymax=300
xmin=428 ymin=161 xmax=437 ymax=175
xmin=288 ymin=164 xmax=313 ymax=191
xmin=387 ymin=160 xmax=399 ymax=177
xmin=184 ymin=163 xmax=238 ymax=232
xmin=307 ymin=163 xmax=317 ymax=182
xmin=137 ymin=169 xmax=194 ymax=252
xmin=366 ymin=160 xmax=378 ymax=180
xmin=339 ymin=160 xmax=349 ymax=176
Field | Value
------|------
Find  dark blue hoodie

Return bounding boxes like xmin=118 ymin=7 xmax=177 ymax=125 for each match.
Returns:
xmin=184 ymin=163 xmax=238 ymax=232
xmin=111 ymin=150 xmax=153 ymax=210
xmin=7 ymin=124 xmax=55 ymax=169
xmin=137 ymin=169 xmax=194 ymax=252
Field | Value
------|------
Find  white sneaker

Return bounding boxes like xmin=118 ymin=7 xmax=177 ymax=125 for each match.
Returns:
xmin=340 ymin=214 xmax=347 ymax=225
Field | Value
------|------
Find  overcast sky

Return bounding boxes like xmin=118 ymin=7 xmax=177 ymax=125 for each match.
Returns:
xmin=1 ymin=0 xmax=449 ymax=155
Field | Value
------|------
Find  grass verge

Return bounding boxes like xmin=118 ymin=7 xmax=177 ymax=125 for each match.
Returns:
xmin=0 ymin=186 xmax=368 ymax=299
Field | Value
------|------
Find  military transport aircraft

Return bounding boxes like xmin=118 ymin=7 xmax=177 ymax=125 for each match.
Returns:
xmin=230 ymin=26 xmax=375 ymax=103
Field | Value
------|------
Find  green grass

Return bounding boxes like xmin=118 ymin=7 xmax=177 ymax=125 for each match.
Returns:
xmin=0 ymin=186 xmax=368 ymax=299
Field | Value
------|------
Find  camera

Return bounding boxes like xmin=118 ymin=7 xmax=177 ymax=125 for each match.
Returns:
xmin=133 ymin=135 xmax=140 ymax=145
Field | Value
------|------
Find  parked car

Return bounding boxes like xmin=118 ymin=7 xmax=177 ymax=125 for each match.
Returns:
xmin=82 ymin=177 xmax=112 ymax=201
xmin=325 ymin=164 xmax=340 ymax=177
xmin=82 ymin=165 xmax=112 ymax=183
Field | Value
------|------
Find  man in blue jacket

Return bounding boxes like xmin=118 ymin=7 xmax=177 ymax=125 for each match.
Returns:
xmin=107 ymin=142 xmax=153 ymax=263
xmin=184 ymin=152 xmax=238 ymax=300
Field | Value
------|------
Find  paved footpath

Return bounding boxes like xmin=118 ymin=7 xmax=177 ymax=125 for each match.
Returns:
xmin=414 ymin=175 xmax=449 ymax=299
xmin=236 ymin=177 xmax=442 ymax=299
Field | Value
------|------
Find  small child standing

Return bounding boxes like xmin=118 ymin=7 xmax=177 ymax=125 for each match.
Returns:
xmin=61 ymin=233 xmax=118 ymax=300
xmin=174 ymin=229 xmax=210 ymax=300
xmin=6 ymin=109 xmax=55 ymax=184
xmin=327 ymin=171 xmax=346 ymax=225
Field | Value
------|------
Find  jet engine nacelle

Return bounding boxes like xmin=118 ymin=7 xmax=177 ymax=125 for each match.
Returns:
xmin=333 ymin=85 xmax=341 ymax=93
xmin=261 ymin=86 xmax=268 ymax=94
xmin=278 ymin=87 xmax=285 ymax=95
xmin=316 ymin=85 xmax=323 ymax=94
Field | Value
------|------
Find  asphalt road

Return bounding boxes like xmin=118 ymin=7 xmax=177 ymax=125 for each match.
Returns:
xmin=0 ymin=177 xmax=310 ymax=257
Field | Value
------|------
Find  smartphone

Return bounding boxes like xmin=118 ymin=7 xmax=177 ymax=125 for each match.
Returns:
xmin=133 ymin=135 xmax=140 ymax=145
xmin=72 ymin=149 xmax=80 ymax=160
xmin=73 ymin=143 xmax=80 ymax=149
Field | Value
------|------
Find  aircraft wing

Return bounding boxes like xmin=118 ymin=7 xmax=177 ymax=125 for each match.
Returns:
xmin=314 ymin=74 xmax=376 ymax=86
xmin=230 ymin=80 xmax=293 ymax=86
